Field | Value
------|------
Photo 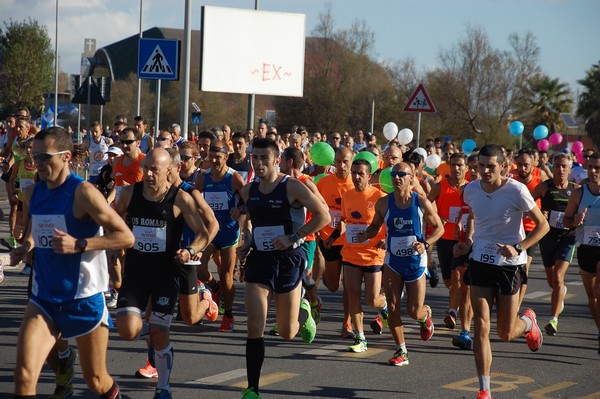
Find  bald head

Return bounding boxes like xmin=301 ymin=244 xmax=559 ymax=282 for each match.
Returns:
xmin=383 ymin=145 xmax=402 ymax=167
xmin=147 ymin=148 xmax=171 ymax=166
xmin=336 ymin=146 xmax=353 ymax=159
xmin=392 ymin=162 xmax=412 ymax=174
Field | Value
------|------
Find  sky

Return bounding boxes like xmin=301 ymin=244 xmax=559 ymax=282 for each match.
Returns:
xmin=2 ymin=0 xmax=599 ymax=98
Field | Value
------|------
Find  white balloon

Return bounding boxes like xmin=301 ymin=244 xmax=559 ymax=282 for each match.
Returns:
xmin=426 ymin=154 xmax=441 ymax=169
xmin=397 ymin=128 xmax=414 ymax=145
xmin=414 ymin=147 xmax=427 ymax=161
xmin=383 ymin=122 xmax=399 ymax=141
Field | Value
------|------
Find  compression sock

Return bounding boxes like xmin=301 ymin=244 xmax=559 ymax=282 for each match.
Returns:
xmin=155 ymin=343 xmax=174 ymax=391
xmin=246 ymin=337 xmax=265 ymax=393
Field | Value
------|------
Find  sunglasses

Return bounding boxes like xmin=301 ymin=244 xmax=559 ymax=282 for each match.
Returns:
xmin=32 ymin=150 xmax=69 ymax=163
xmin=390 ymin=171 xmax=411 ymax=178
xmin=332 ymin=137 xmax=341 ymax=140
xmin=120 ymin=139 xmax=137 ymax=145
xmin=157 ymin=137 xmax=171 ymax=141
xmin=180 ymin=155 xmax=194 ymax=161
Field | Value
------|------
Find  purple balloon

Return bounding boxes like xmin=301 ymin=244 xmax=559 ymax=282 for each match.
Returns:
xmin=537 ymin=139 xmax=550 ymax=151
xmin=572 ymin=141 xmax=584 ymax=154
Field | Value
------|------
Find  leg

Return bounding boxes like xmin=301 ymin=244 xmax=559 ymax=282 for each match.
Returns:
xmin=458 ymin=266 xmax=473 ymax=331
xmin=274 ymin=283 xmax=303 ymax=340
xmin=383 ymin=266 xmax=406 ymax=345
xmin=343 ymin=265 xmax=365 ymax=336
xmin=76 ymin=325 xmax=115 ymax=395
xmin=495 ymin=292 xmax=527 ymax=341
xmin=470 ymin=286 xmax=495 ymax=381
xmin=581 ymin=269 xmax=600 ymax=330
xmin=549 ymin=260 xmax=570 ymax=318
xmin=405 ymin=273 xmax=427 ymax=321
xmin=218 ymin=246 xmax=237 ymax=314
xmin=198 ymin=245 xmax=217 ymax=284
xmin=244 ymin=282 xmax=271 ymax=394
xmin=14 ymin=302 xmax=59 ymax=396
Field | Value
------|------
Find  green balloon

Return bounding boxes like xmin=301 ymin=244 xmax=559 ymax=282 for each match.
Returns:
xmin=310 ymin=142 xmax=335 ymax=166
xmin=379 ymin=167 xmax=394 ymax=193
xmin=354 ymin=151 xmax=379 ymax=174
xmin=313 ymin=173 xmax=328 ymax=185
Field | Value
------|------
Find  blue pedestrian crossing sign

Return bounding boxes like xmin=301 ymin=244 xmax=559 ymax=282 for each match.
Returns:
xmin=138 ymin=38 xmax=180 ymax=80
xmin=191 ymin=112 xmax=202 ymax=125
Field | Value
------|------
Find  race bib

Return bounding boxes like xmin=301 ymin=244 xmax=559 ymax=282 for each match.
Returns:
xmin=20 ymin=178 xmax=34 ymax=191
xmin=472 ymin=240 xmax=503 ymax=265
xmin=448 ymin=206 xmax=461 ymax=224
xmin=584 ymin=226 xmax=600 ymax=247
xmin=205 ymin=191 xmax=229 ymax=211
xmin=459 ymin=213 xmax=469 ymax=232
xmin=254 ymin=225 xmax=284 ymax=251
xmin=549 ymin=211 xmax=567 ymax=230
xmin=390 ymin=235 xmax=417 ymax=257
xmin=32 ymin=215 xmax=68 ymax=249
xmin=346 ymin=224 xmax=366 ymax=244
xmin=133 ymin=226 xmax=167 ymax=253
xmin=329 ymin=210 xmax=342 ymax=228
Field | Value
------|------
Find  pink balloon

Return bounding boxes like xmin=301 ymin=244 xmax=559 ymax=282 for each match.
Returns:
xmin=548 ymin=132 xmax=563 ymax=145
xmin=537 ymin=139 xmax=550 ymax=151
xmin=572 ymin=140 xmax=584 ymax=154
xmin=576 ymin=152 xmax=584 ymax=164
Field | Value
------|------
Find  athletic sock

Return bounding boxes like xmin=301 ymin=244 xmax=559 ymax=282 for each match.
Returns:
xmin=520 ymin=314 xmax=533 ymax=332
xmin=155 ymin=343 xmax=174 ymax=391
xmin=224 ymin=309 xmax=233 ymax=318
xmin=397 ymin=343 xmax=407 ymax=353
xmin=100 ymin=381 xmax=121 ymax=399
xmin=246 ymin=337 xmax=265 ymax=393
xmin=479 ymin=375 xmax=491 ymax=392
xmin=58 ymin=346 xmax=71 ymax=360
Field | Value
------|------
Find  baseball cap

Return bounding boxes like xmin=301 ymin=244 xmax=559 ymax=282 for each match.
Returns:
xmin=107 ymin=146 xmax=123 ymax=156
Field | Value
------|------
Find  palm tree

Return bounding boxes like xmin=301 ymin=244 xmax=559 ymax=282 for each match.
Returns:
xmin=526 ymin=74 xmax=573 ymax=133
xmin=577 ymin=60 xmax=600 ymax=149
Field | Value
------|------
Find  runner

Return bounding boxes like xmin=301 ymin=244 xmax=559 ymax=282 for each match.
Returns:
xmin=563 ymin=152 xmax=600 ymax=355
xmin=115 ymin=148 xmax=212 ymax=399
xmin=82 ymin=121 xmax=112 ymax=184
xmin=12 ymin=126 xmax=134 ymax=398
xmin=531 ymin=152 xmax=578 ymax=336
xmin=227 ymin=131 xmax=254 ymax=184
xmin=237 ymin=138 xmax=329 ymax=399
xmin=454 ymin=144 xmax=549 ymax=399
xmin=357 ymin=162 xmax=443 ymax=365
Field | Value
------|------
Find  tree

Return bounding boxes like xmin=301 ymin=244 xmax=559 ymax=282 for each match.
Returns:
xmin=577 ymin=60 xmax=600 ymax=150
xmin=0 ymin=18 xmax=54 ymax=115
xmin=428 ymin=26 xmax=541 ymax=146
xmin=524 ymin=74 xmax=573 ymax=134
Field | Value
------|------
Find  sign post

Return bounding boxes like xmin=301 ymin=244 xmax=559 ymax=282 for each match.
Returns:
xmin=403 ymin=83 xmax=436 ymax=147
xmin=138 ymin=38 xmax=180 ymax=136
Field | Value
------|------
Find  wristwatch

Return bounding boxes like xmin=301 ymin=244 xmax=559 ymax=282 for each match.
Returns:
xmin=76 ymin=238 xmax=88 ymax=253
xmin=289 ymin=232 xmax=301 ymax=243
xmin=421 ymin=241 xmax=430 ymax=250
xmin=186 ymin=247 xmax=196 ymax=257
xmin=513 ymin=243 xmax=523 ymax=255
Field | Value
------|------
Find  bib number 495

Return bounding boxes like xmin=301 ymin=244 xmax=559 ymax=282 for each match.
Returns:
xmin=480 ymin=253 xmax=496 ymax=264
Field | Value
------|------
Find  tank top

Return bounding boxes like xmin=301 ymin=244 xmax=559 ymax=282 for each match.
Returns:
xmin=114 ymin=152 xmax=145 ymax=201
xmin=139 ymin=134 xmax=151 ymax=154
xmin=540 ymin=179 xmax=577 ymax=239
xmin=340 ymin=185 xmax=386 ymax=266
xmin=89 ymin=136 xmax=110 ymax=176
xmin=520 ymin=172 xmax=542 ymax=232
xmin=203 ymin=168 xmax=239 ymax=231
xmin=316 ymin=174 xmax=354 ymax=243
xmin=383 ymin=192 xmax=426 ymax=268
xmin=30 ymin=173 xmax=108 ymax=302
xmin=576 ymin=183 xmax=600 ymax=247
xmin=247 ymin=175 xmax=305 ymax=251
xmin=436 ymin=177 xmax=464 ymax=240
xmin=179 ymin=180 xmax=197 ymax=247
xmin=227 ymin=154 xmax=254 ymax=183
xmin=16 ymin=160 xmax=37 ymax=202
xmin=125 ymin=182 xmax=184 ymax=269
xmin=296 ymin=174 xmax=315 ymax=241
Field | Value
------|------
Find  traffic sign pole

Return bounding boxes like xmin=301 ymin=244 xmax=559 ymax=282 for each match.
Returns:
xmin=417 ymin=112 xmax=422 ymax=148
xmin=155 ymin=79 xmax=161 ymax=138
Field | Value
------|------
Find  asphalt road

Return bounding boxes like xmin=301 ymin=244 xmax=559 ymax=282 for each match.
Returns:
xmin=0 ymin=190 xmax=599 ymax=399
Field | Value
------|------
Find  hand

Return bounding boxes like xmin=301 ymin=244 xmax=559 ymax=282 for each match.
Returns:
xmin=453 ymin=241 xmax=471 ymax=257
xmin=8 ymin=193 xmax=19 ymax=206
xmin=230 ymin=207 xmax=242 ymax=221
xmin=574 ymin=208 xmax=587 ymax=226
xmin=51 ymin=229 xmax=78 ymax=254
xmin=322 ymin=237 xmax=334 ymax=249
xmin=496 ymin=243 xmax=518 ymax=258
xmin=236 ymin=241 xmax=252 ymax=263
xmin=375 ymin=240 xmax=386 ymax=249
xmin=272 ymin=235 xmax=293 ymax=251
xmin=412 ymin=241 xmax=427 ymax=255
xmin=174 ymin=248 xmax=191 ymax=264
xmin=355 ymin=231 xmax=369 ymax=243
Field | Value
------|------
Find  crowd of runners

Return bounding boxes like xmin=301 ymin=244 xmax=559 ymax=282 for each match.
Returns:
xmin=1 ymin=109 xmax=599 ymax=399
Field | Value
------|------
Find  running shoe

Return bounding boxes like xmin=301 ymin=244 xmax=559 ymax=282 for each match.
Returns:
xmin=200 ymin=288 xmax=219 ymax=322
xmin=444 ymin=311 xmax=457 ymax=330
xmin=310 ymin=296 xmax=322 ymax=325
xmin=370 ymin=315 xmax=383 ymax=334
xmin=135 ymin=358 xmax=158 ymax=379
xmin=477 ymin=389 xmax=493 ymax=399
xmin=241 ymin=387 xmax=262 ymax=399
xmin=522 ymin=308 xmax=543 ymax=352
xmin=269 ymin=323 xmax=280 ymax=336
xmin=218 ymin=297 xmax=226 ymax=316
xmin=106 ymin=290 xmax=118 ymax=309
xmin=49 ymin=383 xmax=73 ymax=399
xmin=211 ymin=282 xmax=222 ymax=309
xmin=348 ymin=337 xmax=368 ymax=353
xmin=0 ymin=235 xmax=18 ymax=250
xmin=544 ymin=319 xmax=558 ymax=336
xmin=20 ymin=265 xmax=31 ymax=276
xmin=452 ymin=330 xmax=473 ymax=350
xmin=153 ymin=389 xmax=172 ymax=399
xmin=56 ymin=348 xmax=77 ymax=386
xmin=419 ymin=305 xmax=434 ymax=341
xmin=341 ymin=322 xmax=356 ymax=339
xmin=299 ymin=298 xmax=316 ymax=343
xmin=429 ymin=263 xmax=439 ymax=288
xmin=219 ymin=315 xmax=235 ymax=332
xmin=388 ymin=348 xmax=409 ymax=366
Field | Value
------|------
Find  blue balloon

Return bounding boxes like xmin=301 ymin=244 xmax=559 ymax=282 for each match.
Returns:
xmin=462 ymin=139 xmax=476 ymax=154
xmin=510 ymin=121 xmax=524 ymax=136
xmin=443 ymin=136 xmax=452 ymax=142
xmin=533 ymin=125 xmax=549 ymax=140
